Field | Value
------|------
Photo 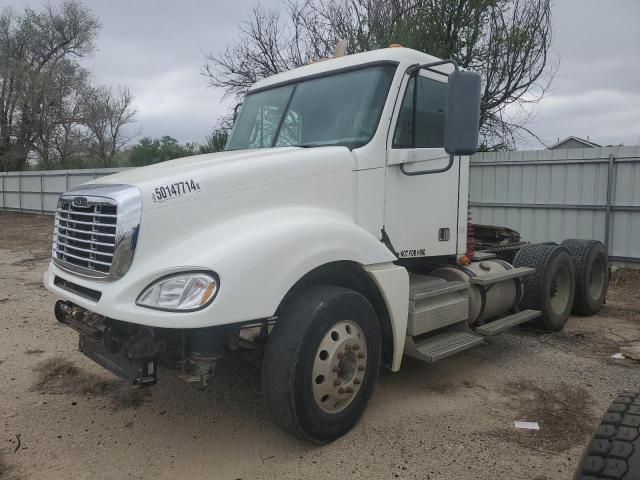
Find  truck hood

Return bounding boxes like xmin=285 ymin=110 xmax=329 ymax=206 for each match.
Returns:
xmin=89 ymin=146 xmax=355 ymax=211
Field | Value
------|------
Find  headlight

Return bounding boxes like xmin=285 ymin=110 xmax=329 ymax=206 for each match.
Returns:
xmin=136 ymin=272 xmax=219 ymax=311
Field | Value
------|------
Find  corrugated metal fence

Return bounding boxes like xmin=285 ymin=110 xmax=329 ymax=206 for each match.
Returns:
xmin=0 ymin=168 xmax=125 ymax=214
xmin=1 ymin=146 xmax=639 ymax=262
xmin=470 ymin=146 xmax=640 ymax=263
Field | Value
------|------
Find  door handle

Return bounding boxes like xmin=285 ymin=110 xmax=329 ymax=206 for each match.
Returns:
xmin=400 ymin=153 xmax=456 ymax=176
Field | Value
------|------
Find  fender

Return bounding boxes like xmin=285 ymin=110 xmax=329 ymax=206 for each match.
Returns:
xmin=190 ymin=208 xmax=399 ymax=327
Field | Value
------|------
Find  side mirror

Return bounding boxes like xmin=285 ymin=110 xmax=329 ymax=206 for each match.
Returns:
xmin=444 ymin=70 xmax=481 ymax=156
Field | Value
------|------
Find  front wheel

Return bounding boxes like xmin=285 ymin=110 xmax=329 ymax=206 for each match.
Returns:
xmin=261 ymin=286 xmax=381 ymax=443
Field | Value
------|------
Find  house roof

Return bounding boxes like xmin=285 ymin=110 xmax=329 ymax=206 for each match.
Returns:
xmin=548 ymin=136 xmax=601 ymax=149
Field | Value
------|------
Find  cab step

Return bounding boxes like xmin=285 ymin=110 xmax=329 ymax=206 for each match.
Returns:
xmin=407 ymin=275 xmax=469 ymax=336
xmin=410 ymin=277 xmax=468 ymax=302
xmin=405 ymin=329 xmax=484 ymax=363
xmin=474 ymin=309 xmax=541 ymax=336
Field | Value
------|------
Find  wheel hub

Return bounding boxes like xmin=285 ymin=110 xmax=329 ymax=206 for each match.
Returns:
xmin=312 ymin=320 xmax=367 ymax=414
xmin=549 ymin=264 xmax=571 ymax=315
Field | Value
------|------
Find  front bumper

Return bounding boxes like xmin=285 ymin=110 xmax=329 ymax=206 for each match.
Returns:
xmin=55 ymin=300 xmax=161 ymax=385
xmin=54 ymin=300 xmax=239 ymax=386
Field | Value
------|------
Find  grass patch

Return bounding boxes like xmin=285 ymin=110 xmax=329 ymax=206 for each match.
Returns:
xmin=33 ymin=356 xmax=80 ymax=391
xmin=32 ymin=356 xmax=150 ymax=410
xmin=492 ymin=380 xmax=596 ymax=453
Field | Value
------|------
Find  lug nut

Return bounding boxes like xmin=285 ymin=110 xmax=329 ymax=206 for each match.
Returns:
xmin=357 ymin=365 xmax=365 ymax=371
xmin=352 ymin=345 xmax=360 ymax=351
xmin=333 ymin=379 xmax=341 ymax=386
xmin=353 ymin=378 xmax=361 ymax=385
xmin=344 ymin=344 xmax=352 ymax=351
xmin=357 ymin=352 xmax=365 ymax=359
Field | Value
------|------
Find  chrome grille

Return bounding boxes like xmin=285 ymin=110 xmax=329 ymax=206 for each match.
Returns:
xmin=53 ymin=197 xmax=118 ymax=277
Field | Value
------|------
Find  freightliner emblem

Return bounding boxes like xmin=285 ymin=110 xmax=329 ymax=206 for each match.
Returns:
xmin=73 ymin=197 xmax=88 ymax=207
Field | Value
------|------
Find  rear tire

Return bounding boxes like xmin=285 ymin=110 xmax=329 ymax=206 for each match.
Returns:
xmin=561 ymin=239 xmax=609 ymax=316
xmin=513 ymin=244 xmax=576 ymax=331
xmin=574 ymin=392 xmax=640 ymax=480
xmin=261 ymin=286 xmax=381 ymax=443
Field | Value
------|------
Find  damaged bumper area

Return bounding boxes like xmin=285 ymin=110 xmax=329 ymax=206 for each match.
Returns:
xmin=54 ymin=300 xmax=257 ymax=386
xmin=55 ymin=300 xmax=163 ymax=386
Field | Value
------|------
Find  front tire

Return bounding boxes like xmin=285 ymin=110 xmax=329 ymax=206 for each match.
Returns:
xmin=261 ymin=286 xmax=381 ymax=443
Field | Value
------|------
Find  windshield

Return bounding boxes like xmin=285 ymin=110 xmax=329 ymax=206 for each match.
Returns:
xmin=226 ymin=64 xmax=397 ymax=151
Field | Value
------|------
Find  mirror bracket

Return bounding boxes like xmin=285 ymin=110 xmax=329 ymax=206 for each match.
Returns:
xmin=406 ymin=59 xmax=459 ymax=77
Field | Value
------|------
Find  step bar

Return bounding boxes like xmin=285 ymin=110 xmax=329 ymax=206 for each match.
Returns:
xmin=474 ymin=309 xmax=541 ymax=336
xmin=405 ymin=328 xmax=484 ymax=363
xmin=410 ymin=279 xmax=468 ymax=302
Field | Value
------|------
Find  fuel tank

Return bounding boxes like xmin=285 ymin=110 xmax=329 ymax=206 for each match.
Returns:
xmin=430 ymin=260 xmax=522 ymax=325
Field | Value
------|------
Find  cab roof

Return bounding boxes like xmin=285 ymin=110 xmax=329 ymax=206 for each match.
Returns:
xmin=248 ymin=47 xmax=447 ymax=93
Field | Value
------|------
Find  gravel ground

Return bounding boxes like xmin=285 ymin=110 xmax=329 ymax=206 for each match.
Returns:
xmin=1 ymin=211 xmax=639 ymax=480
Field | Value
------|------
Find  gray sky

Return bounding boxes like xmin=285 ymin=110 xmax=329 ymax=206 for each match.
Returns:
xmin=10 ymin=0 xmax=640 ymax=149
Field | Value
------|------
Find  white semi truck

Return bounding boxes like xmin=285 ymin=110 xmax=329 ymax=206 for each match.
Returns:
xmin=44 ymin=47 xmax=609 ymax=443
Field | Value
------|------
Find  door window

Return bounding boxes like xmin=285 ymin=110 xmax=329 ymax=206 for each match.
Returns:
xmin=392 ymin=75 xmax=447 ymax=149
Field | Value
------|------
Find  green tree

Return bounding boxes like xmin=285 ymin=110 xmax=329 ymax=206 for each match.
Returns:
xmin=128 ymin=135 xmax=198 ymax=167
xmin=198 ymin=129 xmax=228 ymax=154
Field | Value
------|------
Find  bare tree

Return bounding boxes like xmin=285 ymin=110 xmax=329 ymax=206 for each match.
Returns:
xmin=204 ymin=0 xmax=554 ymax=148
xmin=81 ymin=86 xmax=136 ymax=167
xmin=30 ymin=59 xmax=89 ymax=168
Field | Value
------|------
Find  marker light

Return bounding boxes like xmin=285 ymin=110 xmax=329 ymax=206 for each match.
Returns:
xmin=457 ymin=255 xmax=472 ymax=266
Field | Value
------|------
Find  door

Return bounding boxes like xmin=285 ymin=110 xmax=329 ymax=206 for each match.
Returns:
xmin=384 ymin=69 xmax=461 ymax=259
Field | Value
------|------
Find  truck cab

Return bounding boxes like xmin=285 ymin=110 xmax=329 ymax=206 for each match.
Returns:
xmin=44 ymin=47 xmax=608 ymax=443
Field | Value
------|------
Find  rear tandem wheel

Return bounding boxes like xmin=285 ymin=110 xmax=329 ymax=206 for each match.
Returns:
xmin=513 ymin=244 xmax=576 ymax=331
xmin=561 ymin=239 xmax=609 ymax=316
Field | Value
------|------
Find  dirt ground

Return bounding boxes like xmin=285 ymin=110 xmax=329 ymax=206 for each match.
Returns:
xmin=1 ymin=211 xmax=639 ymax=480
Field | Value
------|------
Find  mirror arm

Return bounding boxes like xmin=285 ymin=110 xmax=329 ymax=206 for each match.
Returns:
xmin=233 ymin=102 xmax=243 ymax=122
xmin=399 ymin=153 xmax=455 ymax=176
xmin=407 ymin=59 xmax=459 ymax=77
